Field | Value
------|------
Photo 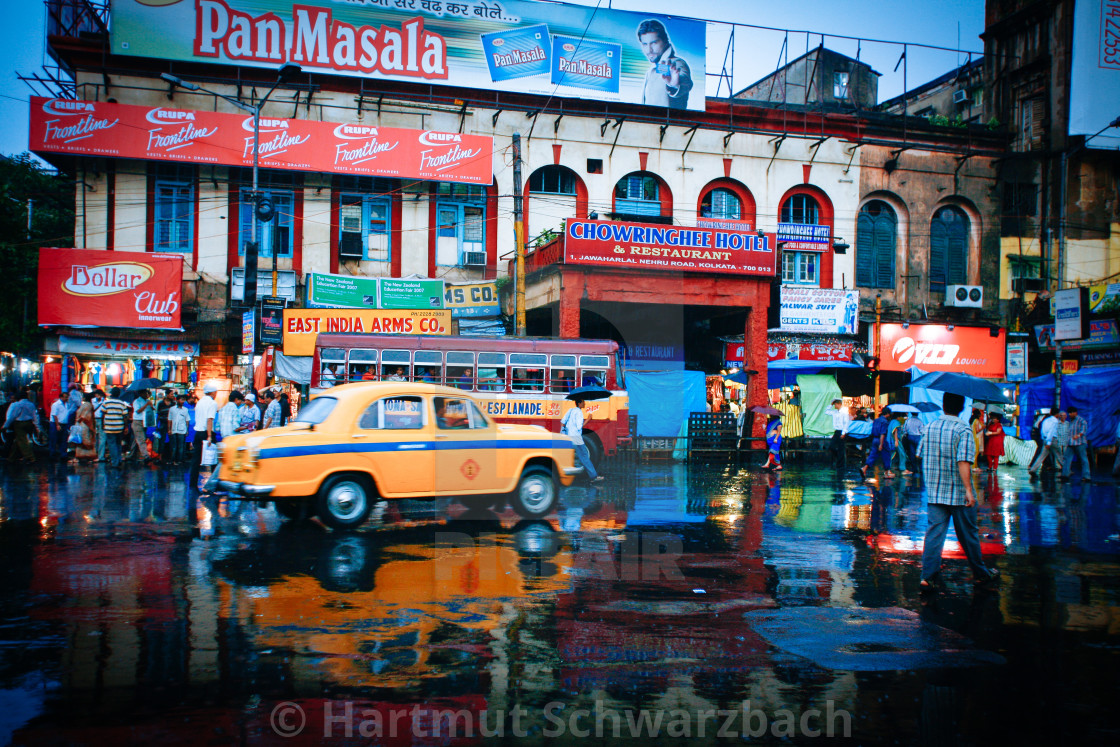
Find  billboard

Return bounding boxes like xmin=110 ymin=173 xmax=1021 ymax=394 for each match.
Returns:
xmin=110 ymin=0 xmax=707 ymax=111
xmin=282 ymin=308 xmax=451 ymax=356
xmin=38 ymin=248 xmax=184 ymax=330
xmin=29 ymin=98 xmax=492 ymax=185
xmin=778 ymin=287 xmax=859 ymax=334
xmin=564 ymin=219 xmax=776 ymax=277
xmin=1053 ymin=287 xmax=1089 ymax=341
xmin=443 ymin=281 xmax=501 ymax=317
xmin=1069 ymin=0 xmax=1120 ymax=148
xmin=877 ymin=323 xmax=1006 ymax=379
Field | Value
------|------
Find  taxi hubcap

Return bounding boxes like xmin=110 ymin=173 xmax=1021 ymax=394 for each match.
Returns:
xmin=519 ymin=475 xmax=554 ymax=513
xmin=327 ymin=481 xmax=367 ymax=520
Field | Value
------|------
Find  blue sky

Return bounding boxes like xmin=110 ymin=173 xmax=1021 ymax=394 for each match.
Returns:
xmin=0 ymin=0 xmax=986 ymax=158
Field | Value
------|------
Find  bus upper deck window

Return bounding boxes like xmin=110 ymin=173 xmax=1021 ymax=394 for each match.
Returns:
xmin=579 ymin=355 xmax=610 ymax=387
xmin=477 ymin=352 xmax=506 ymax=391
xmin=550 ymin=355 xmax=576 ymax=393
xmin=347 ymin=349 xmax=377 ymax=382
xmin=413 ymin=351 xmax=442 ymax=383
xmin=446 ymin=351 xmax=475 ymax=390
xmin=381 ymin=349 xmax=410 ymax=381
xmin=510 ymin=354 xmax=546 ymax=392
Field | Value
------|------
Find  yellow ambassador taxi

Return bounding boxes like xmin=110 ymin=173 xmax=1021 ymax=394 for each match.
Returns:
xmin=216 ymin=382 xmax=581 ymax=528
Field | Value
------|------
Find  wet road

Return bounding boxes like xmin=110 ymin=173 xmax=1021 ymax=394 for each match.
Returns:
xmin=0 ymin=459 xmax=1118 ymax=745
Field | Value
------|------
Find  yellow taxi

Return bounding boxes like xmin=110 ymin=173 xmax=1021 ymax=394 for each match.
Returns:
xmin=216 ymin=382 xmax=581 ymax=528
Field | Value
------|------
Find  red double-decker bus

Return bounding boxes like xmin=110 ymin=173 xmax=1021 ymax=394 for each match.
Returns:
xmin=311 ymin=334 xmax=629 ymax=464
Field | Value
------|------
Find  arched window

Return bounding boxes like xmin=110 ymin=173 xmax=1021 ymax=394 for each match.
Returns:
xmin=779 ymin=193 xmax=822 ymax=286
xmin=614 ymin=173 xmax=661 ymax=217
xmin=528 ymin=165 xmax=576 ymax=195
xmin=856 ymin=201 xmax=897 ymax=288
xmin=929 ymin=206 xmax=969 ymax=292
xmin=701 ymin=188 xmax=741 ymax=220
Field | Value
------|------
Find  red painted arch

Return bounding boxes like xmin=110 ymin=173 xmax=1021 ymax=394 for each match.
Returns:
xmin=697 ymin=178 xmax=757 ymax=227
xmin=524 ymin=164 xmax=588 ymax=241
xmin=612 ymin=171 xmax=673 ymax=219
xmin=777 ymin=184 xmax=836 ymax=288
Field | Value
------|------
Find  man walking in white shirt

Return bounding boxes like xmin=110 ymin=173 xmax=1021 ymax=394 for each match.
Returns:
xmin=562 ymin=398 xmax=603 ymax=483
xmin=1028 ymin=409 xmax=1063 ymax=479
xmin=828 ymin=398 xmax=851 ymax=469
xmin=190 ymin=383 xmax=218 ymax=488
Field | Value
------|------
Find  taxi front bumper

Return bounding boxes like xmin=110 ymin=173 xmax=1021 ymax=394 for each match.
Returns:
xmin=217 ymin=480 xmax=275 ymax=498
xmin=562 ymin=466 xmax=583 ymax=476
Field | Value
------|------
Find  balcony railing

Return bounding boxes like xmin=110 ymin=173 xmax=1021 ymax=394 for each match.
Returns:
xmin=508 ymin=234 xmax=564 ymax=277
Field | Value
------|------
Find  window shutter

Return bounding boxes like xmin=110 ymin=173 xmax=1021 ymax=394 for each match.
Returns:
xmin=856 ymin=210 xmax=875 ymax=287
xmin=946 ymin=223 xmax=968 ymax=286
xmin=875 ymin=215 xmax=896 ymax=289
xmin=929 ymin=218 xmax=947 ymax=292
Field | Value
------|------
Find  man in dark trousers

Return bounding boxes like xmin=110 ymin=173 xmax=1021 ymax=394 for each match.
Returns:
xmin=861 ymin=407 xmax=894 ymax=481
xmin=828 ymin=397 xmax=850 ymax=469
xmin=917 ymin=392 xmax=1000 ymax=591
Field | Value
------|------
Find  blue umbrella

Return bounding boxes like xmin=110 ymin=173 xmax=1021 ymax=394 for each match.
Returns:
xmin=913 ymin=401 xmax=942 ymax=413
xmin=906 ymin=371 xmax=1011 ymax=403
xmin=566 ymin=385 xmax=611 ymax=401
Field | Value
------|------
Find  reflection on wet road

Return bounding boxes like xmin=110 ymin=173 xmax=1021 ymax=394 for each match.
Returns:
xmin=1 ymin=460 xmax=1118 ymax=744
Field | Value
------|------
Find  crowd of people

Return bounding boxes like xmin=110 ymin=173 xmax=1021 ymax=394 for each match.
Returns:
xmin=2 ymin=383 xmax=293 ymax=469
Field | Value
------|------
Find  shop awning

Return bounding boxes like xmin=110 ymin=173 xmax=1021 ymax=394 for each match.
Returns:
xmin=768 ymin=360 xmax=861 ymax=387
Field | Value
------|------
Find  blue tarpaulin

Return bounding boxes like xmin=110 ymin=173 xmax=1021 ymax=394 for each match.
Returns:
xmin=1017 ymin=365 xmax=1120 ymax=447
xmin=625 ymin=370 xmax=707 ymax=438
xmin=767 ymin=359 xmax=861 ymax=388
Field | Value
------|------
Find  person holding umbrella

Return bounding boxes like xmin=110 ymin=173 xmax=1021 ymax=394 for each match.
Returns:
xmin=861 ymin=407 xmax=895 ymax=481
xmin=761 ymin=414 xmax=783 ymax=471
xmin=984 ymin=412 xmax=1006 ymax=472
xmin=562 ymin=394 xmax=604 ymax=483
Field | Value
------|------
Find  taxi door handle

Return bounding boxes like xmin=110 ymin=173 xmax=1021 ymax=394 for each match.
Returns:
xmin=435 ymin=435 xmax=450 ymax=439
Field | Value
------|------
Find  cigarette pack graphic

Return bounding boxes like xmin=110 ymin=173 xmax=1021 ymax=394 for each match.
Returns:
xmin=481 ymin=24 xmax=551 ymax=82
xmin=550 ymin=36 xmax=620 ymax=93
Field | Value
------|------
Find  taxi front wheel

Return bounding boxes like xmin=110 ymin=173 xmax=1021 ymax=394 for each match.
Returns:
xmin=510 ymin=466 xmax=557 ymax=519
xmin=316 ymin=474 xmax=374 ymax=530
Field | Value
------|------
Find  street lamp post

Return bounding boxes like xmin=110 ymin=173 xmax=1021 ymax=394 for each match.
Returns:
xmin=161 ymin=63 xmax=302 ymax=302
xmin=1052 ymin=114 xmax=1119 ymax=407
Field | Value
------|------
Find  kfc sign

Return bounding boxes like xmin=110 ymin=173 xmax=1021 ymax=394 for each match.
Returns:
xmin=38 ymin=248 xmax=184 ymax=330
xmin=878 ymin=323 xmax=1005 ymax=378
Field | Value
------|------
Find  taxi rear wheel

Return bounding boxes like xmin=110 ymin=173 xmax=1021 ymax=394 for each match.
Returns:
xmin=316 ymin=474 xmax=374 ymax=530
xmin=510 ymin=466 xmax=557 ymax=519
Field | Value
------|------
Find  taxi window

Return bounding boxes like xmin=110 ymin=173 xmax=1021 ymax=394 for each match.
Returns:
xmin=510 ymin=353 xmax=546 ymax=392
xmin=414 ymin=351 xmax=442 ymax=383
xmin=294 ymin=396 xmax=336 ymax=424
xmin=550 ymin=355 xmax=575 ymax=393
xmin=477 ymin=352 xmax=506 ymax=392
xmin=433 ymin=397 xmax=488 ymax=430
xmin=359 ymin=396 xmax=424 ymax=430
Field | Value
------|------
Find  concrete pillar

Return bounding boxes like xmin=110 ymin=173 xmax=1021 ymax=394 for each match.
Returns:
xmin=745 ymin=305 xmax=769 ymax=439
xmin=559 ymin=270 xmax=582 ymax=339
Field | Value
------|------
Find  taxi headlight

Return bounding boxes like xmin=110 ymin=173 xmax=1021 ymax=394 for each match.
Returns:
xmin=237 ymin=445 xmax=259 ymax=467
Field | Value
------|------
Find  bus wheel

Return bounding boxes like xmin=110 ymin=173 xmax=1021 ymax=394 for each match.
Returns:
xmin=510 ymin=466 xmax=557 ymax=518
xmin=316 ymin=475 xmax=374 ymax=530
xmin=583 ymin=432 xmax=604 ymax=469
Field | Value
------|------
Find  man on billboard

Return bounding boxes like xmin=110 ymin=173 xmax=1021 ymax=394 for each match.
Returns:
xmin=636 ymin=19 xmax=693 ymax=109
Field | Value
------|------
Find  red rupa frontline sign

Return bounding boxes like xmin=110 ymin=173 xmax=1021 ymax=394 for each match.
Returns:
xmin=564 ymin=218 xmax=776 ymax=276
xmin=38 ymin=248 xmax=184 ymax=330
xmin=28 ymin=97 xmax=493 ymax=184
xmin=878 ymin=323 xmax=1006 ymax=379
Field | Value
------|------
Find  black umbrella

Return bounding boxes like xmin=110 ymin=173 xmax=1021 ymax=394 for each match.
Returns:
xmin=125 ymin=377 xmax=165 ymax=391
xmin=566 ymin=386 xmax=612 ymax=401
xmin=906 ymin=371 xmax=1012 ymax=404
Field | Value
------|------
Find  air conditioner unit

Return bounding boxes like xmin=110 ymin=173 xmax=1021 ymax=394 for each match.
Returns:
xmin=953 ymin=89 xmax=969 ymax=104
xmin=338 ymin=232 xmax=364 ymax=259
xmin=945 ymin=284 xmax=983 ymax=307
xmin=463 ymin=251 xmax=487 ymax=267
xmin=1012 ymin=277 xmax=1047 ymax=294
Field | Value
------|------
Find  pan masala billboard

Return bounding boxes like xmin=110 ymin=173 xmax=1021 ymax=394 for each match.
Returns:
xmin=29 ymin=97 xmax=492 ymax=184
xmin=110 ymin=0 xmax=706 ymax=111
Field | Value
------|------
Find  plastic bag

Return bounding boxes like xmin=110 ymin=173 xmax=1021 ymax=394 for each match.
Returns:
xmin=68 ymin=425 xmax=84 ymax=445
xmin=201 ymin=440 xmax=219 ymax=467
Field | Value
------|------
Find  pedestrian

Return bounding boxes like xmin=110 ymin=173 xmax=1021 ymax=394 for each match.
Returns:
xmin=237 ymin=392 xmax=261 ymax=433
xmin=66 ymin=382 xmax=83 ymax=426
xmin=984 ymin=413 xmax=1005 ymax=471
xmin=99 ymin=387 xmax=131 ymax=468
xmin=904 ymin=409 xmax=923 ymax=469
xmin=189 ymin=383 xmax=218 ymax=488
xmin=168 ymin=394 xmax=190 ymax=463
xmin=890 ymin=410 xmax=910 ymax=475
xmin=1052 ymin=410 xmax=1070 ymax=477
xmin=761 ymin=415 xmax=783 ymax=471
xmin=156 ymin=390 xmax=175 ymax=462
xmin=861 ymin=407 xmax=895 ymax=481
xmin=129 ymin=389 xmax=154 ymax=463
xmin=1062 ymin=406 xmax=1092 ymax=482
xmin=218 ymin=390 xmax=244 ymax=442
xmin=561 ymin=397 xmax=603 ymax=483
xmin=1028 ymin=408 xmax=1060 ymax=478
xmin=828 ymin=397 xmax=850 ymax=469
xmin=261 ymin=389 xmax=281 ymax=429
xmin=279 ymin=392 xmax=291 ymax=425
xmin=91 ymin=389 xmax=107 ymax=462
xmin=48 ymin=390 xmax=69 ymax=462
xmin=970 ymin=408 xmax=986 ymax=472
xmin=918 ymin=392 xmax=1000 ymax=591
xmin=3 ymin=389 xmax=41 ymax=463
xmin=71 ymin=396 xmax=96 ymax=463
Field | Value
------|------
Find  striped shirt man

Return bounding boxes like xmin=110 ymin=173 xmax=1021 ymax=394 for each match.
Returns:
xmin=100 ymin=396 xmax=130 ymax=434
xmin=1067 ymin=414 xmax=1088 ymax=446
xmin=917 ymin=413 xmax=977 ymax=506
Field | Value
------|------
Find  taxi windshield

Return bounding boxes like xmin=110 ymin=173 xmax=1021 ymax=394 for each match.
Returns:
xmin=293 ymin=396 xmax=337 ymax=425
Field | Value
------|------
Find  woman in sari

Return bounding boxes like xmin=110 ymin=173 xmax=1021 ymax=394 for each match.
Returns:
xmin=970 ymin=408 xmax=986 ymax=472
xmin=984 ymin=413 xmax=1005 ymax=472
xmin=761 ymin=415 xmax=783 ymax=471
xmin=71 ymin=398 xmax=97 ymax=463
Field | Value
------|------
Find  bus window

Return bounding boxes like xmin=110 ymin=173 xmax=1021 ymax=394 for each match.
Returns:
xmin=381 ymin=349 xmax=411 ymax=381
xmin=550 ymin=354 xmax=576 ymax=393
xmin=319 ymin=348 xmax=346 ymax=387
xmin=446 ymin=351 xmax=475 ymax=390
xmin=510 ymin=353 xmax=546 ymax=392
xmin=413 ymin=350 xmax=442 ymax=383
xmin=347 ymin=349 xmax=377 ymax=382
xmin=477 ymin=352 xmax=506 ymax=391
xmin=579 ymin=355 xmax=610 ymax=387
